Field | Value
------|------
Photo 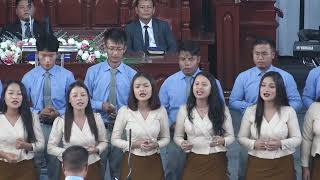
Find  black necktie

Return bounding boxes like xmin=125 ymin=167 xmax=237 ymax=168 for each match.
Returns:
xmin=25 ymin=22 xmax=32 ymax=39
xmin=144 ymin=25 xmax=149 ymax=51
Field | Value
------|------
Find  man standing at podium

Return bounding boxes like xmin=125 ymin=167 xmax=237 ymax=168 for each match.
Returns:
xmin=22 ymin=33 xmax=75 ymax=180
xmin=0 ymin=0 xmax=49 ymax=40
xmin=125 ymin=0 xmax=177 ymax=53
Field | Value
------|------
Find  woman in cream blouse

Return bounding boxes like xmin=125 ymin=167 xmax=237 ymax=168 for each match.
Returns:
xmin=301 ymin=99 xmax=320 ymax=180
xmin=174 ymin=72 xmax=234 ymax=180
xmin=111 ymin=72 xmax=170 ymax=180
xmin=47 ymin=81 xmax=107 ymax=180
xmin=0 ymin=81 xmax=44 ymax=180
xmin=238 ymin=71 xmax=301 ymax=180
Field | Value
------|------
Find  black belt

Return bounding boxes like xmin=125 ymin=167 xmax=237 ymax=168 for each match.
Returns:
xmin=104 ymin=122 xmax=114 ymax=130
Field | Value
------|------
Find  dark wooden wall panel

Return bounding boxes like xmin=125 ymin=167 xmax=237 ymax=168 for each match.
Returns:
xmin=0 ymin=0 xmax=7 ymax=27
xmin=214 ymin=1 xmax=239 ymax=92
xmin=92 ymin=0 xmax=119 ymax=26
xmin=33 ymin=0 xmax=46 ymax=22
xmin=56 ymin=0 xmax=82 ymax=26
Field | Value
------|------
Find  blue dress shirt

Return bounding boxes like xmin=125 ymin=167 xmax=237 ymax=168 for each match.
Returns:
xmin=302 ymin=66 xmax=320 ymax=108
xmin=21 ymin=65 xmax=75 ymax=115
xmin=65 ymin=176 xmax=84 ymax=180
xmin=84 ymin=61 xmax=137 ymax=123
xmin=159 ymin=69 xmax=224 ymax=127
xmin=229 ymin=65 xmax=302 ymax=113
xmin=0 ymin=80 xmax=2 ymax=96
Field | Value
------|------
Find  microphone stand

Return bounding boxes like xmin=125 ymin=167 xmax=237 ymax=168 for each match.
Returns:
xmin=28 ymin=0 xmax=33 ymax=38
xmin=126 ymin=129 xmax=132 ymax=180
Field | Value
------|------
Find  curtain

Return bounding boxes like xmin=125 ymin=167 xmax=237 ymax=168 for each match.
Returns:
xmin=276 ymin=0 xmax=300 ymax=56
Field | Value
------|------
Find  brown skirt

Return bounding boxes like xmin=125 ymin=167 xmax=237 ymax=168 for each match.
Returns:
xmin=245 ymin=155 xmax=295 ymax=180
xmin=120 ymin=152 xmax=164 ymax=180
xmin=182 ymin=152 xmax=228 ymax=180
xmin=0 ymin=159 xmax=38 ymax=180
xmin=311 ymin=154 xmax=320 ymax=180
xmin=60 ymin=160 xmax=101 ymax=180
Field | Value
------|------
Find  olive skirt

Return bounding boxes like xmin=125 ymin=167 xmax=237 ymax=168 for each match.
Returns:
xmin=245 ymin=155 xmax=295 ymax=180
xmin=120 ymin=152 xmax=164 ymax=180
xmin=0 ymin=159 xmax=38 ymax=180
xmin=182 ymin=152 xmax=229 ymax=180
xmin=311 ymin=154 xmax=320 ymax=180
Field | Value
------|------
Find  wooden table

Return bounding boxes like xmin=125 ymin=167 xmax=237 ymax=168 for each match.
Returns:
xmin=0 ymin=54 xmax=209 ymax=89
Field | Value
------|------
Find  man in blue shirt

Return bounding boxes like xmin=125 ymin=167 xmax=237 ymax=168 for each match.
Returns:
xmin=229 ymin=38 xmax=302 ymax=114
xmin=84 ymin=28 xmax=136 ymax=180
xmin=22 ymin=34 xmax=75 ymax=180
xmin=159 ymin=41 xmax=224 ymax=180
xmin=62 ymin=146 xmax=89 ymax=180
xmin=302 ymin=66 xmax=320 ymax=108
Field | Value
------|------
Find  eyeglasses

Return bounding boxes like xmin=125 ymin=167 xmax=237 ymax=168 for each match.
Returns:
xmin=105 ymin=46 xmax=125 ymax=52
xmin=254 ymin=52 xmax=271 ymax=57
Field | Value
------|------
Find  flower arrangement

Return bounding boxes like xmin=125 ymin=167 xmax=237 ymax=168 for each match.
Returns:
xmin=0 ymin=30 xmax=107 ymax=65
xmin=56 ymin=30 xmax=107 ymax=63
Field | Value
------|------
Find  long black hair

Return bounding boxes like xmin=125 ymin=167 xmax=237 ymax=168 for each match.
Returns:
xmin=64 ymin=81 xmax=98 ymax=142
xmin=186 ymin=72 xmax=225 ymax=136
xmin=0 ymin=81 xmax=37 ymax=143
xmin=255 ymin=71 xmax=289 ymax=136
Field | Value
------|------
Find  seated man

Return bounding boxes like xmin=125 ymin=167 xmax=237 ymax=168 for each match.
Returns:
xmin=302 ymin=66 xmax=320 ymax=108
xmin=0 ymin=0 xmax=50 ymax=40
xmin=229 ymin=38 xmax=302 ymax=114
xmin=62 ymin=146 xmax=89 ymax=180
xmin=125 ymin=0 xmax=177 ymax=53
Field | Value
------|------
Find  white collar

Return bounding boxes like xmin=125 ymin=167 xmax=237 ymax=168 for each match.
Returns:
xmin=139 ymin=19 xmax=153 ymax=29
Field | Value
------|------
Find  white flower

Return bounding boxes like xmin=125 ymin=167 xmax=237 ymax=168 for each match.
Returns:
xmin=58 ymin=38 xmax=67 ymax=45
xmin=5 ymin=50 xmax=12 ymax=56
xmin=89 ymin=47 xmax=93 ymax=51
xmin=10 ymin=44 xmax=17 ymax=51
xmin=0 ymin=42 xmax=8 ymax=49
xmin=15 ymin=47 xmax=22 ymax=54
xmin=81 ymin=40 xmax=89 ymax=46
xmin=81 ymin=51 xmax=90 ymax=61
xmin=29 ymin=38 xmax=36 ymax=45
xmin=5 ymin=40 xmax=12 ymax=45
xmin=13 ymin=53 xmax=19 ymax=63
xmin=94 ymin=51 xmax=101 ymax=58
xmin=76 ymin=42 xmax=82 ymax=49
xmin=67 ymin=38 xmax=76 ymax=45
xmin=0 ymin=53 xmax=5 ymax=60
xmin=77 ymin=49 xmax=84 ymax=56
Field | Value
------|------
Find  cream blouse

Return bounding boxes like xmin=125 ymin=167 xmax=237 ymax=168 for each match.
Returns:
xmin=238 ymin=105 xmax=302 ymax=159
xmin=47 ymin=113 xmax=107 ymax=164
xmin=301 ymin=102 xmax=320 ymax=167
xmin=0 ymin=113 xmax=45 ymax=162
xmin=111 ymin=106 xmax=170 ymax=156
xmin=174 ymin=105 xmax=235 ymax=155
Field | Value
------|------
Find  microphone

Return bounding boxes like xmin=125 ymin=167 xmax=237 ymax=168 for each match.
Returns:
xmin=28 ymin=0 xmax=32 ymax=9
xmin=126 ymin=129 xmax=132 ymax=180
xmin=28 ymin=0 xmax=33 ymax=38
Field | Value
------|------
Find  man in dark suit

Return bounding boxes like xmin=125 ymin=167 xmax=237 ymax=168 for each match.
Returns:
xmin=0 ymin=0 xmax=49 ymax=40
xmin=125 ymin=0 xmax=177 ymax=53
